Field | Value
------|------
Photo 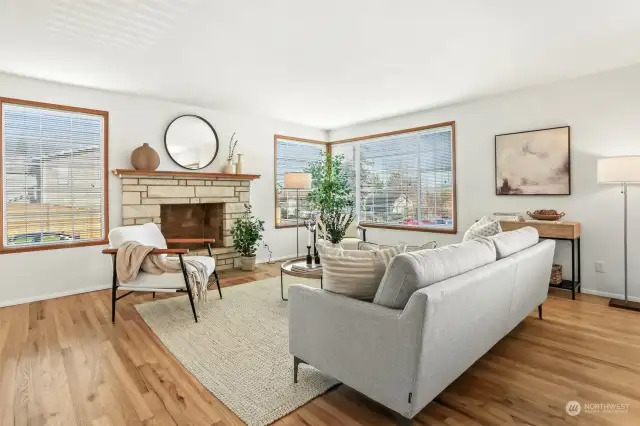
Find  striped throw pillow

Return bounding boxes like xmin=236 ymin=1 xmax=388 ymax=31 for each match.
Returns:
xmin=319 ymin=244 xmax=406 ymax=300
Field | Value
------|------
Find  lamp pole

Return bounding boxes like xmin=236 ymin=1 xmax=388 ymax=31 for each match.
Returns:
xmin=623 ymin=182 xmax=628 ymax=303
xmin=598 ymin=156 xmax=640 ymax=311
xmin=296 ymin=188 xmax=300 ymax=258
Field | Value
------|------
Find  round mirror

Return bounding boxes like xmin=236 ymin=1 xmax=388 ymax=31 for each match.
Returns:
xmin=164 ymin=115 xmax=219 ymax=170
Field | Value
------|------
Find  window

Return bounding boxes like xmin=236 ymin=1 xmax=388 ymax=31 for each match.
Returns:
xmin=1 ymin=98 xmax=108 ymax=253
xmin=331 ymin=122 xmax=456 ymax=233
xmin=274 ymin=135 xmax=326 ymax=228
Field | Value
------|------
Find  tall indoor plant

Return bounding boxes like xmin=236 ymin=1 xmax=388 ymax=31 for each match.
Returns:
xmin=306 ymin=152 xmax=355 ymax=244
xmin=231 ymin=204 xmax=265 ymax=270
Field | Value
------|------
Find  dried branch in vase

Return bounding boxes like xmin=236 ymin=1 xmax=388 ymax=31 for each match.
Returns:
xmin=227 ymin=132 xmax=239 ymax=161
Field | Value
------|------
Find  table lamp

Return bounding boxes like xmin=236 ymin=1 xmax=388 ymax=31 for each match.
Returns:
xmin=597 ymin=156 xmax=640 ymax=311
xmin=283 ymin=172 xmax=312 ymax=258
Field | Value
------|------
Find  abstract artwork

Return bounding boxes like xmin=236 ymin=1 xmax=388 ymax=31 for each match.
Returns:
xmin=495 ymin=126 xmax=570 ymax=195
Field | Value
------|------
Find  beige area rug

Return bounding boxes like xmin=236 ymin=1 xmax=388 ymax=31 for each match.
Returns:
xmin=135 ymin=276 xmax=339 ymax=426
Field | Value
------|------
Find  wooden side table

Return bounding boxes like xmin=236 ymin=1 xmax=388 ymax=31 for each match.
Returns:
xmin=280 ymin=258 xmax=323 ymax=301
xmin=500 ymin=220 xmax=581 ymax=299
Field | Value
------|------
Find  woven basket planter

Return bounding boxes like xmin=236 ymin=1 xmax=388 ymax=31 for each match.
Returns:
xmin=550 ymin=264 xmax=563 ymax=285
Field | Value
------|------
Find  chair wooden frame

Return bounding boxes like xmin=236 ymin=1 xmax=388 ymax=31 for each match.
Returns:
xmin=102 ymin=238 xmax=221 ymax=324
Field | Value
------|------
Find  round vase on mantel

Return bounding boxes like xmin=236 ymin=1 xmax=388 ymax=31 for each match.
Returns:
xmin=131 ymin=143 xmax=160 ymax=171
xmin=235 ymin=154 xmax=244 ymax=174
xmin=223 ymin=159 xmax=235 ymax=174
xmin=240 ymin=255 xmax=256 ymax=271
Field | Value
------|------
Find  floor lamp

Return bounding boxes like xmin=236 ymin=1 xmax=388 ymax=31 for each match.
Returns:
xmin=598 ymin=156 xmax=640 ymax=312
xmin=283 ymin=172 xmax=312 ymax=258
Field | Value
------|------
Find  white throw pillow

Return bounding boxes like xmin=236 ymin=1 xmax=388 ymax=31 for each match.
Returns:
xmin=463 ymin=216 xmax=502 ymax=242
xmin=319 ymin=244 xmax=406 ymax=300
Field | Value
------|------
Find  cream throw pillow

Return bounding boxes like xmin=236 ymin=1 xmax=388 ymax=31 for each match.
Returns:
xmin=463 ymin=216 xmax=502 ymax=242
xmin=319 ymin=244 xmax=406 ymax=300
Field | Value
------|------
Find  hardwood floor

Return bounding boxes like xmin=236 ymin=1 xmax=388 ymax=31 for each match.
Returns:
xmin=1 ymin=263 xmax=640 ymax=425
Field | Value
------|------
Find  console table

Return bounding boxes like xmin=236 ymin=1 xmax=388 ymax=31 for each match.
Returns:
xmin=500 ymin=220 xmax=581 ymax=299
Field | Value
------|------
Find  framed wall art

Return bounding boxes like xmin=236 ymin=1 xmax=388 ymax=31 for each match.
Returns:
xmin=495 ymin=126 xmax=570 ymax=195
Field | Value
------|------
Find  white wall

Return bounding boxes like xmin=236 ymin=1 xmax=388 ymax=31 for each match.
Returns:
xmin=0 ymin=72 xmax=326 ymax=307
xmin=330 ymin=63 xmax=640 ymax=301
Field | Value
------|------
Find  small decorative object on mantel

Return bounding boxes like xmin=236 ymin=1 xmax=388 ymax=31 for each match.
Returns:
xmin=231 ymin=204 xmax=265 ymax=271
xmin=235 ymin=153 xmax=244 ymax=174
xmin=131 ymin=143 xmax=160 ymax=171
xmin=527 ymin=209 xmax=566 ymax=221
xmin=224 ymin=132 xmax=239 ymax=174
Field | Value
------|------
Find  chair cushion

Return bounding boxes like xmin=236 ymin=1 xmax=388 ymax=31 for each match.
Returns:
xmin=118 ymin=256 xmax=215 ymax=290
xmin=373 ymin=237 xmax=497 ymax=309
xmin=318 ymin=244 xmax=406 ymax=300
xmin=488 ymin=227 xmax=539 ymax=259
xmin=188 ymin=256 xmax=216 ymax=276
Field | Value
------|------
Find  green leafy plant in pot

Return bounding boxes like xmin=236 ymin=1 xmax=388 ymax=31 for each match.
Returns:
xmin=306 ymin=152 xmax=355 ymax=244
xmin=231 ymin=204 xmax=265 ymax=271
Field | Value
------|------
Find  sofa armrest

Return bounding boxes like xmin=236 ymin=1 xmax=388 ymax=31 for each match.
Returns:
xmin=288 ymin=285 xmax=425 ymax=416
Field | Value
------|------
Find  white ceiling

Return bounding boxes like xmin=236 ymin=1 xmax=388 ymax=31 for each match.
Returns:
xmin=2 ymin=0 xmax=640 ymax=129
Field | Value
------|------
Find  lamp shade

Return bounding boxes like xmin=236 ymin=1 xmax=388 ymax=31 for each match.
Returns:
xmin=598 ymin=156 xmax=640 ymax=183
xmin=283 ymin=172 xmax=312 ymax=189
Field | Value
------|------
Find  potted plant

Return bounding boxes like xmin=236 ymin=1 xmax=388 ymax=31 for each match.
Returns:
xmin=306 ymin=152 xmax=355 ymax=244
xmin=231 ymin=204 xmax=265 ymax=271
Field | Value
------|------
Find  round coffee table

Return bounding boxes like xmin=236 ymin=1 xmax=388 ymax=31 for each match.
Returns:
xmin=280 ymin=258 xmax=323 ymax=301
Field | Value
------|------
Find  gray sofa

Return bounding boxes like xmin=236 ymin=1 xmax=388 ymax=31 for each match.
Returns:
xmin=288 ymin=227 xmax=555 ymax=424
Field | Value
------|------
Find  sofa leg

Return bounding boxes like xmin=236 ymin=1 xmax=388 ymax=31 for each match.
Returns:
xmin=538 ymin=304 xmax=543 ymax=320
xmin=293 ymin=356 xmax=306 ymax=383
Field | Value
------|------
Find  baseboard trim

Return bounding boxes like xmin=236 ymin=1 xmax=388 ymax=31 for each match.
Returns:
xmin=0 ymin=285 xmax=111 ymax=308
xmin=256 ymin=254 xmax=298 ymax=264
xmin=580 ymin=289 xmax=640 ymax=303
xmin=1 ymin=254 xmax=300 ymax=308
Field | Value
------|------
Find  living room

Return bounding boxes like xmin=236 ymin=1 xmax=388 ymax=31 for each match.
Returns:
xmin=1 ymin=1 xmax=639 ymax=425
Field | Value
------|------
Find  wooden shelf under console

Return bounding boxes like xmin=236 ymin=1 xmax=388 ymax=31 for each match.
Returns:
xmin=112 ymin=169 xmax=261 ymax=180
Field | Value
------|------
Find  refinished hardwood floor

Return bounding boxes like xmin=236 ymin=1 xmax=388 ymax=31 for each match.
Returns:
xmin=1 ymin=262 xmax=639 ymax=425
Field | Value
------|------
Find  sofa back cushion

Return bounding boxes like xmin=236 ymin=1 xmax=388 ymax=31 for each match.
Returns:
xmin=319 ymin=244 xmax=405 ymax=300
xmin=488 ymin=226 xmax=539 ymax=259
xmin=373 ymin=237 xmax=497 ymax=309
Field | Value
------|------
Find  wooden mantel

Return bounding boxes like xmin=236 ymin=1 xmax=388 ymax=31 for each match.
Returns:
xmin=112 ymin=169 xmax=261 ymax=180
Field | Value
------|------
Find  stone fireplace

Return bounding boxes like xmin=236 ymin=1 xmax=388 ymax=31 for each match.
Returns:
xmin=113 ymin=169 xmax=259 ymax=270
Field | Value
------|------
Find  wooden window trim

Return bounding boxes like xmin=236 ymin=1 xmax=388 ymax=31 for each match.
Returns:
xmin=0 ymin=97 xmax=109 ymax=254
xmin=275 ymin=121 xmax=456 ymax=234
xmin=329 ymin=121 xmax=457 ymax=234
xmin=273 ymin=135 xmax=327 ymax=229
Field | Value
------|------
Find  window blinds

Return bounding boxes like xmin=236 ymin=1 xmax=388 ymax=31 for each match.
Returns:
xmin=334 ymin=125 xmax=454 ymax=231
xmin=275 ymin=138 xmax=325 ymax=226
xmin=2 ymin=102 xmax=106 ymax=249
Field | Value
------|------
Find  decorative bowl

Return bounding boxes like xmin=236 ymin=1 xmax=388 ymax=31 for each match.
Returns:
xmin=527 ymin=210 xmax=565 ymax=221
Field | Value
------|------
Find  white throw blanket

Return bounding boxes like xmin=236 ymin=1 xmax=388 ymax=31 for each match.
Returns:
xmin=116 ymin=241 xmax=210 ymax=302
